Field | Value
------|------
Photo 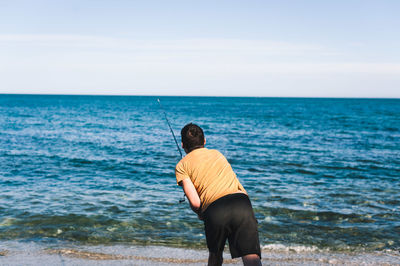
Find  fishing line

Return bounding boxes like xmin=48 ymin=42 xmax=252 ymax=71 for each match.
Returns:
xmin=157 ymin=98 xmax=186 ymax=203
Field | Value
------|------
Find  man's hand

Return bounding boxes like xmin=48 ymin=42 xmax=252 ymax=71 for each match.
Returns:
xmin=197 ymin=212 xmax=204 ymax=221
xmin=179 ymin=178 xmax=202 ymax=219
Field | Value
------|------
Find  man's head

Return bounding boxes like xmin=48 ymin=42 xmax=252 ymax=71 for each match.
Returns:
xmin=181 ymin=123 xmax=205 ymax=153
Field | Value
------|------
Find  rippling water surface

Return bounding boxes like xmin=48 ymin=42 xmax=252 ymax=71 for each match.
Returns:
xmin=0 ymin=95 xmax=399 ymax=252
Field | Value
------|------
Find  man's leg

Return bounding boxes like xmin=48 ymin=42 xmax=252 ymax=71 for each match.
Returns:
xmin=242 ymin=254 xmax=262 ymax=266
xmin=208 ymin=251 xmax=223 ymax=266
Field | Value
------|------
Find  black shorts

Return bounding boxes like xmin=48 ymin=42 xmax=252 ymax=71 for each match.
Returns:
xmin=203 ymin=193 xmax=261 ymax=259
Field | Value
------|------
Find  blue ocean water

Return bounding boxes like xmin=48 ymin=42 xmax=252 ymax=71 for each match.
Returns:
xmin=0 ymin=94 xmax=399 ymax=252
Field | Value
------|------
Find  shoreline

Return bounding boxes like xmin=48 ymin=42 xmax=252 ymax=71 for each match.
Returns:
xmin=1 ymin=241 xmax=399 ymax=265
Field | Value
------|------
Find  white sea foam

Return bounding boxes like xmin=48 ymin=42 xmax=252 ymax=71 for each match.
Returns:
xmin=0 ymin=218 xmax=16 ymax=227
xmin=262 ymin=243 xmax=320 ymax=253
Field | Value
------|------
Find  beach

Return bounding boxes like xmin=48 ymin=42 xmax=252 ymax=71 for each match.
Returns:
xmin=1 ymin=241 xmax=399 ymax=265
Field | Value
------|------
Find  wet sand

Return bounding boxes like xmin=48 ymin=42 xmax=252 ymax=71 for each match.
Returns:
xmin=0 ymin=241 xmax=399 ymax=265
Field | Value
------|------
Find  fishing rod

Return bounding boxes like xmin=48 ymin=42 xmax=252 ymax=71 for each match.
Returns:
xmin=157 ymin=99 xmax=183 ymax=158
xmin=157 ymin=98 xmax=186 ymax=203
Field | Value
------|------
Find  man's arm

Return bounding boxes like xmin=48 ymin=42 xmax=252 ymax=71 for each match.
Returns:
xmin=179 ymin=178 xmax=201 ymax=216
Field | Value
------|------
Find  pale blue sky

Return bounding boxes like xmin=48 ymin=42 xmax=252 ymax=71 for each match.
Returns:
xmin=1 ymin=0 xmax=399 ymax=97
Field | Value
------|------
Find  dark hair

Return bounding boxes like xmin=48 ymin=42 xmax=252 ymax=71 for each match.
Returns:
xmin=181 ymin=123 xmax=205 ymax=153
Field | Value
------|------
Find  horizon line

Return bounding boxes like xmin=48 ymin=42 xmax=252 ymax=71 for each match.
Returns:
xmin=1 ymin=92 xmax=399 ymax=100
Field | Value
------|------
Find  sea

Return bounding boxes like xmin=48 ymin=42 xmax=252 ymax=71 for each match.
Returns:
xmin=0 ymin=94 xmax=399 ymax=264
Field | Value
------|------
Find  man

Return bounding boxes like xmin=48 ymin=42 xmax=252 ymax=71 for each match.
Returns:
xmin=175 ymin=123 xmax=262 ymax=266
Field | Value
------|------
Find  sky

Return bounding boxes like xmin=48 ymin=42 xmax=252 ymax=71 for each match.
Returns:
xmin=0 ymin=0 xmax=399 ymax=97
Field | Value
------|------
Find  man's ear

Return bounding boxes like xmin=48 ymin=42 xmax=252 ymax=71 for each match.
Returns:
xmin=204 ymin=138 xmax=206 ymax=145
xmin=181 ymin=142 xmax=184 ymax=148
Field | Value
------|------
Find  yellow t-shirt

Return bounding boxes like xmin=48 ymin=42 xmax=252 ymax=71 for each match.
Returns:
xmin=175 ymin=148 xmax=246 ymax=212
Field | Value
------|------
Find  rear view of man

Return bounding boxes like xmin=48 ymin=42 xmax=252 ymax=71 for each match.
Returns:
xmin=175 ymin=123 xmax=262 ymax=266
